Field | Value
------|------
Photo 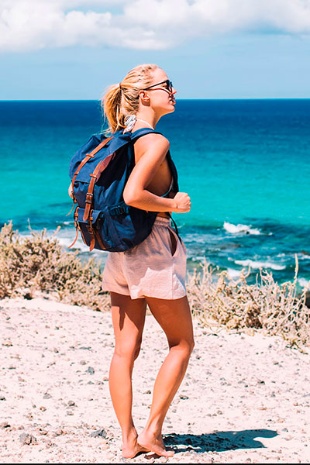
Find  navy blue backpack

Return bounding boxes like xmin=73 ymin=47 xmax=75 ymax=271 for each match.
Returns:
xmin=68 ymin=128 xmax=178 ymax=252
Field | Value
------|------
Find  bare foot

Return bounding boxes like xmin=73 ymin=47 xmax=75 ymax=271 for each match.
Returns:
xmin=122 ymin=441 xmax=150 ymax=459
xmin=137 ymin=432 xmax=174 ymax=458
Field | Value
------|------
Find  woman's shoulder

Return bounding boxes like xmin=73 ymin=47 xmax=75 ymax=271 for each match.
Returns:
xmin=133 ymin=131 xmax=170 ymax=165
xmin=135 ymin=131 xmax=170 ymax=150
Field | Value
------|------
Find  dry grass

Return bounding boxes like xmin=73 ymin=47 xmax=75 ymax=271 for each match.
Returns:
xmin=0 ymin=222 xmax=109 ymax=311
xmin=187 ymin=261 xmax=310 ymax=351
xmin=1 ymin=222 xmax=309 ymax=350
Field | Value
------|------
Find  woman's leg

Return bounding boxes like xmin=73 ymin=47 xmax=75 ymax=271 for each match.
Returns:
xmin=109 ymin=291 xmax=148 ymax=458
xmin=138 ymin=295 xmax=195 ymax=457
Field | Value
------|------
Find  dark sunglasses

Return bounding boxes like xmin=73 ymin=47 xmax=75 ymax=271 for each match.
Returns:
xmin=143 ymin=79 xmax=173 ymax=93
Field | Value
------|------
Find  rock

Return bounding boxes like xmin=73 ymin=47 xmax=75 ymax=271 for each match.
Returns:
xmin=19 ymin=433 xmax=38 ymax=445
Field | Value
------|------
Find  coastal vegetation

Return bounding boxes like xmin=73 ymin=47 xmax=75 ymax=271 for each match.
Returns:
xmin=1 ymin=222 xmax=309 ymax=351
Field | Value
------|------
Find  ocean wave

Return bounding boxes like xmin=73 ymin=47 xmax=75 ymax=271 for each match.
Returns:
xmin=297 ymin=278 xmax=310 ymax=289
xmin=299 ymin=251 xmax=310 ymax=260
xmin=226 ymin=268 xmax=242 ymax=279
xmin=235 ymin=259 xmax=286 ymax=271
xmin=223 ymin=221 xmax=261 ymax=235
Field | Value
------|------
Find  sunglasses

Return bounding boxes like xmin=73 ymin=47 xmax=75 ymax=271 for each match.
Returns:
xmin=143 ymin=79 xmax=173 ymax=93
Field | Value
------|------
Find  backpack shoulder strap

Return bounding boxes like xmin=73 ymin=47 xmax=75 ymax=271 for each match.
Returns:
xmin=71 ymin=136 xmax=113 ymax=199
xmin=82 ymin=132 xmax=134 ymax=222
xmin=130 ymin=128 xmax=162 ymax=142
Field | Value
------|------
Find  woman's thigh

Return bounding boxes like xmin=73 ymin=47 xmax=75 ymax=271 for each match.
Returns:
xmin=110 ymin=292 xmax=147 ymax=355
xmin=145 ymin=295 xmax=194 ymax=349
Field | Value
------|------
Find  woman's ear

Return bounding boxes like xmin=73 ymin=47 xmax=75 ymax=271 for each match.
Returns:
xmin=140 ymin=91 xmax=150 ymax=102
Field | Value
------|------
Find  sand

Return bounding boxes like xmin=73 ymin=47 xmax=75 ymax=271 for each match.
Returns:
xmin=0 ymin=296 xmax=309 ymax=464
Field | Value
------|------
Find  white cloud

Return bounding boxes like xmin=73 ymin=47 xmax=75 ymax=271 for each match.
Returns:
xmin=1 ymin=0 xmax=310 ymax=52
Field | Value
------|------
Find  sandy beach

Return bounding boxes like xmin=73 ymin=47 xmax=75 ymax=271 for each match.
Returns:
xmin=0 ymin=296 xmax=309 ymax=464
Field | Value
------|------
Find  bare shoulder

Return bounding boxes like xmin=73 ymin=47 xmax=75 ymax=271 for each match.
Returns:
xmin=134 ymin=132 xmax=170 ymax=154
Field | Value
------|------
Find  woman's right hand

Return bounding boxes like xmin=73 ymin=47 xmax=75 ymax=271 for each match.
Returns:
xmin=173 ymin=192 xmax=191 ymax=213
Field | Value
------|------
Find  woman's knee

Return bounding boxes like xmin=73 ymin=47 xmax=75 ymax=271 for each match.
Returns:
xmin=114 ymin=337 xmax=143 ymax=362
xmin=185 ymin=337 xmax=195 ymax=358
xmin=171 ymin=337 xmax=195 ymax=360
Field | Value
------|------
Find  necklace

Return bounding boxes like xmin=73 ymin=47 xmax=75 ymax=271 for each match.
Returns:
xmin=136 ymin=118 xmax=154 ymax=130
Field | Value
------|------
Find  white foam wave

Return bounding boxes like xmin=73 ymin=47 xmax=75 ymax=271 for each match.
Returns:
xmin=235 ymin=259 xmax=286 ymax=271
xmin=226 ymin=268 xmax=242 ymax=279
xmin=223 ymin=221 xmax=261 ymax=235
xmin=297 ymin=278 xmax=310 ymax=290
xmin=299 ymin=253 xmax=310 ymax=260
xmin=57 ymin=235 xmax=89 ymax=252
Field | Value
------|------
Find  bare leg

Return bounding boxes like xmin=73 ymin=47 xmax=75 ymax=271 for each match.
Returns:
xmin=138 ymin=295 xmax=194 ymax=457
xmin=109 ymin=292 xmax=149 ymax=459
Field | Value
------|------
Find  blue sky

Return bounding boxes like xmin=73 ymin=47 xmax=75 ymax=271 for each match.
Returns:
xmin=1 ymin=0 xmax=310 ymax=100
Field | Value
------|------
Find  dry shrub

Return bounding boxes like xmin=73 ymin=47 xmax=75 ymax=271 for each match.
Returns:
xmin=187 ymin=260 xmax=310 ymax=350
xmin=0 ymin=222 xmax=109 ymax=311
xmin=1 ymin=223 xmax=309 ymax=350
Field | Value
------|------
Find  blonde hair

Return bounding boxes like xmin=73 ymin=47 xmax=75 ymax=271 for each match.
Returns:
xmin=102 ymin=64 xmax=160 ymax=133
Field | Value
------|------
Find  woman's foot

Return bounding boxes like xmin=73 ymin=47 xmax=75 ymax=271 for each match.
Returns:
xmin=122 ymin=440 xmax=150 ymax=459
xmin=137 ymin=431 xmax=174 ymax=458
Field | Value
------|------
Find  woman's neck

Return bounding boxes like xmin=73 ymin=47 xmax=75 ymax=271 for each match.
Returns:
xmin=136 ymin=118 xmax=154 ymax=130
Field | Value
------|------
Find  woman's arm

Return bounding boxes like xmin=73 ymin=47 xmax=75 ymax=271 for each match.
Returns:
xmin=123 ymin=133 xmax=191 ymax=213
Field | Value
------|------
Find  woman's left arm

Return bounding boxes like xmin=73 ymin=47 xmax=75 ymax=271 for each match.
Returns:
xmin=123 ymin=133 xmax=182 ymax=213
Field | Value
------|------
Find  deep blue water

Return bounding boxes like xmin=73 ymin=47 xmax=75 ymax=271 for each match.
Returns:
xmin=1 ymin=99 xmax=310 ymax=287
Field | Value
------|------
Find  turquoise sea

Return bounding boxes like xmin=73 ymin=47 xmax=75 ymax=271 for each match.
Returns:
xmin=1 ymin=99 xmax=310 ymax=287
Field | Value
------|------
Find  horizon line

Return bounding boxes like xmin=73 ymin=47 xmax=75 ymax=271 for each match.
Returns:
xmin=0 ymin=97 xmax=309 ymax=102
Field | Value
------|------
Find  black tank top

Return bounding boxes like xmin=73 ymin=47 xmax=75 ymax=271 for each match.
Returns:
xmin=161 ymin=150 xmax=179 ymax=198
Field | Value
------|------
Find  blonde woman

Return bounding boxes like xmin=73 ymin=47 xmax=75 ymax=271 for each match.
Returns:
xmin=101 ymin=64 xmax=194 ymax=458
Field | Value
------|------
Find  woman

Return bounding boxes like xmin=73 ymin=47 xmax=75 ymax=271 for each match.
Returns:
xmin=101 ymin=64 xmax=195 ymax=458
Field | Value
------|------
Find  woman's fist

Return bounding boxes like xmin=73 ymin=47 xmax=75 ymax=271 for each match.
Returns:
xmin=173 ymin=192 xmax=191 ymax=213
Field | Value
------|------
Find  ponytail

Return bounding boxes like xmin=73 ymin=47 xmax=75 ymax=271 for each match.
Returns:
xmin=102 ymin=84 xmax=123 ymax=134
xmin=101 ymin=64 xmax=160 ymax=134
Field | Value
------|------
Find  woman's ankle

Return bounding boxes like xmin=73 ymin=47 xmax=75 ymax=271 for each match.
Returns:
xmin=138 ymin=429 xmax=174 ymax=457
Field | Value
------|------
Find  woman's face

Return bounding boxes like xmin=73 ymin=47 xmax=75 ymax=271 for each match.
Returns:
xmin=142 ymin=67 xmax=177 ymax=116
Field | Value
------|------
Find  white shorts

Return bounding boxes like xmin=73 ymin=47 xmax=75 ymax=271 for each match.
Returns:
xmin=102 ymin=216 xmax=187 ymax=300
